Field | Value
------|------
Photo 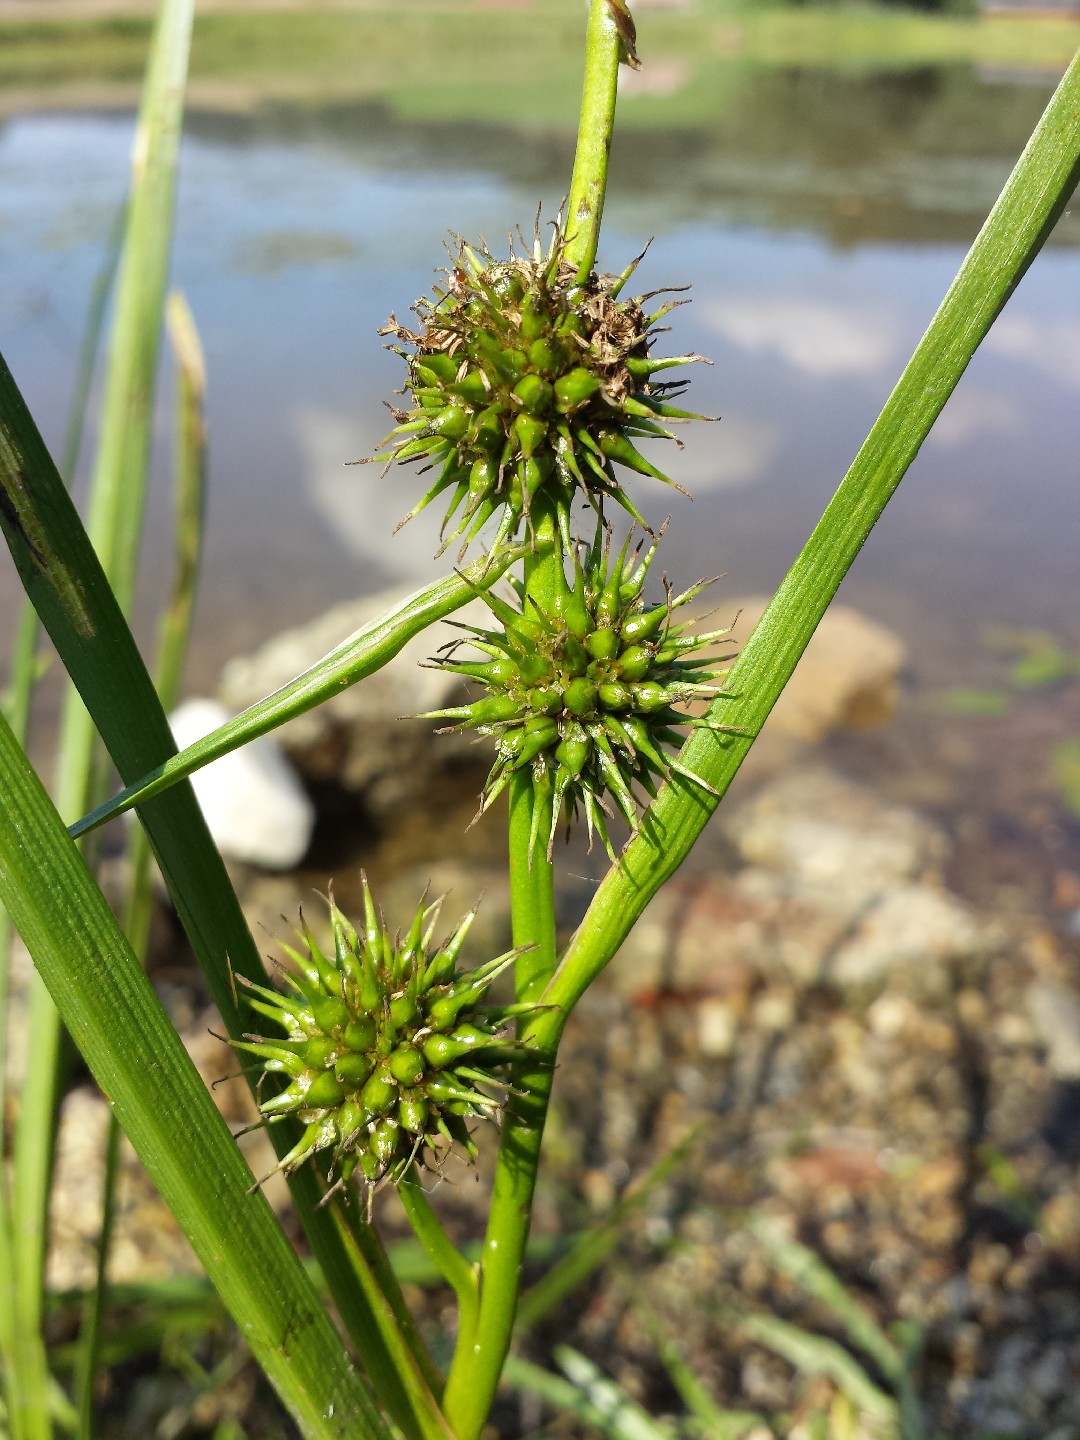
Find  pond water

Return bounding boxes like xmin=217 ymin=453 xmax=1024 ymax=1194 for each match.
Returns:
xmin=2 ymin=51 xmax=1079 ymax=907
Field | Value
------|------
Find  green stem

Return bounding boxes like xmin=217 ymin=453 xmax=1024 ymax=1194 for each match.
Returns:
xmin=398 ymin=1179 xmax=480 ymax=1370
xmin=73 ymin=1113 xmax=120 ymax=1440
xmin=564 ymin=0 xmax=623 ymax=280
xmin=442 ymin=2 xmax=624 ymax=1394
xmin=442 ymin=505 xmax=560 ymax=1437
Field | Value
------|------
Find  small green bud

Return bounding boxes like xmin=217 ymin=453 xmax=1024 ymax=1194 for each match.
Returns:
xmin=388 ymin=1045 xmax=425 ymax=1087
xmin=415 ymin=352 xmax=457 ymax=386
xmin=513 ymin=411 xmax=547 ymax=460
xmin=512 ymin=373 xmax=553 ymax=416
xmin=620 ymin=605 xmax=669 ymax=645
xmin=519 ymin=292 xmax=547 ymax=340
xmin=422 ymin=1033 xmax=466 ymax=1069
xmin=555 ymin=723 xmax=591 ymax=777
xmin=616 ymin=643 xmax=653 ymax=681
xmin=389 ymin=994 xmax=420 ymax=1029
xmin=630 ymin=681 xmax=672 ymax=712
xmin=451 ymin=368 xmax=489 ymax=406
xmin=334 ymin=1052 xmax=375 ymax=1088
xmin=554 ymin=367 xmax=600 ymax=412
xmin=344 ymin=1016 xmax=378 ymax=1051
xmin=469 ymin=406 xmax=505 ymax=453
xmin=399 ymin=1094 xmax=430 ymax=1134
xmin=360 ymin=1069 xmax=398 ymax=1117
xmin=304 ymin=1070 xmax=348 ymax=1111
xmin=336 ymin=1099 xmax=367 ymax=1142
xmin=563 ymin=677 xmax=598 ymax=716
xmin=311 ymin=996 xmax=350 ymax=1035
xmin=528 ymin=338 xmax=561 ymax=374
xmin=370 ymin=1118 xmax=400 ymax=1168
xmin=469 ymin=692 xmax=525 ymax=726
xmin=428 ymin=404 xmax=470 ymax=440
xmin=597 ymin=680 xmax=633 ymax=710
xmin=300 ymin=1036 xmax=339 ymax=1069
xmin=586 ymin=627 xmax=620 ymax=661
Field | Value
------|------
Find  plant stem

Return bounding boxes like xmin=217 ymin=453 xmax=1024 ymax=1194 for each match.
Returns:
xmin=564 ymin=0 xmax=623 ymax=280
xmin=328 ymin=1209 xmax=453 ymax=1440
xmin=442 ymin=504 xmax=561 ymax=1435
xmin=444 ymin=8 xmax=625 ymax=1420
xmin=398 ymin=1179 xmax=480 ymax=1368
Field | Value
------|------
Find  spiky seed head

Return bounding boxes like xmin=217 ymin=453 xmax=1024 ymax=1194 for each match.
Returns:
xmin=237 ymin=882 xmax=533 ymax=1193
xmin=420 ymin=524 xmax=738 ymax=858
xmin=367 ymin=218 xmax=711 ymax=556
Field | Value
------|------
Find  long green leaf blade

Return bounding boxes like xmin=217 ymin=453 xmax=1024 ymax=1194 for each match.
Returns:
xmin=73 ymin=289 xmax=210 ymax=1440
xmin=0 ymin=350 xmax=445 ymax=1439
xmin=8 ymin=5 xmax=196 ymax=1432
xmin=547 ymin=46 xmax=1080 ymax=1019
xmin=0 ymin=712 xmax=388 ymax=1440
xmin=69 ymin=544 xmax=526 ymax=839
xmin=0 ymin=353 xmax=446 ymax=1440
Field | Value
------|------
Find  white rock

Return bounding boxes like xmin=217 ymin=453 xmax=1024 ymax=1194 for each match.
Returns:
xmin=218 ymin=586 xmax=490 ymax=818
xmin=1028 ymin=982 xmax=1080 ymax=1080
xmin=169 ymin=699 xmax=315 ymax=871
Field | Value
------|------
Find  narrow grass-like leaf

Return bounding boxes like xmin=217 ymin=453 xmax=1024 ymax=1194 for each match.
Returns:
xmin=544 ymin=46 xmax=1080 ymax=1020
xmin=0 ymin=355 xmax=447 ymax=1440
xmin=0 ymin=713 xmax=390 ymax=1440
xmin=515 ymin=1123 xmax=704 ymax=1335
xmin=73 ymin=290 xmax=209 ymax=1440
xmin=8 ymin=6 xmax=196 ymax=1429
xmin=70 ymin=542 xmax=528 ymax=838
xmin=748 ymin=1217 xmax=904 ymax=1386
xmin=504 ymin=1350 xmax=671 ymax=1440
xmin=654 ymin=1330 xmax=764 ymax=1440
xmin=739 ymin=1313 xmax=898 ymax=1428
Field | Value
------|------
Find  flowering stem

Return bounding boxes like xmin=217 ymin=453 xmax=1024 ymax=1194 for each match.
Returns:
xmin=443 ymin=6 xmax=624 ymax=1419
xmin=442 ymin=505 xmax=560 ymax=1432
xmin=564 ymin=0 xmax=623 ymax=281
xmin=398 ymin=1178 xmax=479 ymax=1373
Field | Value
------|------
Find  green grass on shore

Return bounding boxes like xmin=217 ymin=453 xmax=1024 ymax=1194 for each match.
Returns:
xmin=0 ymin=2 xmax=1077 ymax=124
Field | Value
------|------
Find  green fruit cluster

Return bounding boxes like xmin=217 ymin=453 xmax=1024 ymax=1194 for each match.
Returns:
xmin=237 ymin=883 xmax=529 ymax=1192
xmin=372 ymin=221 xmax=707 ymax=555
xmin=423 ymin=525 xmax=736 ymax=857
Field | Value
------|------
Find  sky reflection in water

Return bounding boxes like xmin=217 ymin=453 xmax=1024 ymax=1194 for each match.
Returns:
xmin=1 ymin=79 xmax=1079 ymax=696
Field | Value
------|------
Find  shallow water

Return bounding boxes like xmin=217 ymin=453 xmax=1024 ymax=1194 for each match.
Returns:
xmin=2 ymin=57 xmax=1079 ymax=900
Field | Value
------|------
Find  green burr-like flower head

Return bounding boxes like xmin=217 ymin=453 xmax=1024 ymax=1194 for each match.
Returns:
xmin=236 ymin=882 xmax=531 ymax=1193
xmin=371 ymin=218 xmax=710 ymax=556
xmin=420 ymin=525 xmax=738 ymax=858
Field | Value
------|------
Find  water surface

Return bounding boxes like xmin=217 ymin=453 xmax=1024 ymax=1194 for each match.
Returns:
xmin=2 ymin=54 xmax=1079 ymax=894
